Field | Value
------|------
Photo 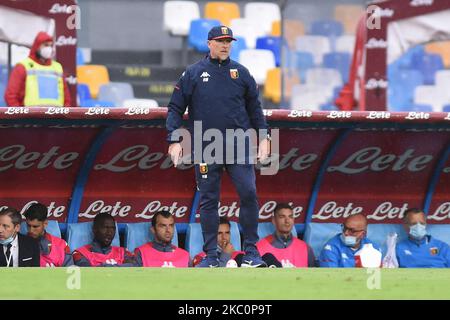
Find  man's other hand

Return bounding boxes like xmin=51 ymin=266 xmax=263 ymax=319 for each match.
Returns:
xmin=168 ymin=143 xmax=183 ymax=167
xmin=257 ymin=138 xmax=271 ymax=163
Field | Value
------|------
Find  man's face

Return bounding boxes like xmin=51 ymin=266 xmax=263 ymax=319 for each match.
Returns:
xmin=152 ymin=215 xmax=174 ymax=244
xmin=342 ymin=216 xmax=367 ymax=244
xmin=94 ymin=219 xmax=116 ymax=247
xmin=0 ymin=215 xmax=20 ymax=241
xmin=39 ymin=41 xmax=53 ymax=51
xmin=403 ymin=212 xmax=426 ymax=233
xmin=273 ymin=208 xmax=294 ymax=236
xmin=26 ymin=219 xmax=48 ymax=239
xmin=217 ymin=223 xmax=231 ymax=250
xmin=208 ymin=38 xmax=232 ymax=61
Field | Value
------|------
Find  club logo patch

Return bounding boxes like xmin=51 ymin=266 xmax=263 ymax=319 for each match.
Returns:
xmin=221 ymin=27 xmax=229 ymax=35
xmin=430 ymin=247 xmax=439 ymax=255
xmin=199 ymin=163 xmax=208 ymax=174
xmin=230 ymin=69 xmax=239 ymax=79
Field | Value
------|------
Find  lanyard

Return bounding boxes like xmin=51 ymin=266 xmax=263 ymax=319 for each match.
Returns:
xmin=5 ymin=248 xmax=13 ymax=268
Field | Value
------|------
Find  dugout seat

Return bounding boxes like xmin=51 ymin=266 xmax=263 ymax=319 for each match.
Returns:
xmin=124 ymin=222 xmax=179 ymax=252
xmin=188 ymin=19 xmax=221 ymax=52
xmin=204 ymin=2 xmax=240 ymax=27
xmin=303 ymin=222 xmax=341 ymax=258
xmin=77 ymin=65 xmax=110 ymax=99
xmin=67 ymin=222 xmax=120 ymax=251
xmin=238 ymin=49 xmax=275 ymax=85
xmin=367 ymin=224 xmax=407 ymax=256
xmin=428 ymin=224 xmax=450 ymax=246
xmin=244 ymin=2 xmax=280 ymax=35
xmin=98 ymin=82 xmax=135 ymax=107
xmin=185 ymin=222 xmax=241 ymax=258
xmin=20 ymin=220 xmax=61 ymax=238
xmin=257 ymin=222 xmax=298 ymax=240
xmin=163 ymin=0 xmax=200 ymax=36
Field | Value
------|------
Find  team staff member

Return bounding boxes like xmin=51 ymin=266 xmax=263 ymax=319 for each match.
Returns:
xmin=166 ymin=26 xmax=270 ymax=268
xmin=4 ymin=31 xmax=71 ymax=107
xmin=24 ymin=203 xmax=73 ymax=267
xmin=396 ymin=208 xmax=450 ymax=268
xmin=72 ymin=213 xmax=135 ymax=267
xmin=134 ymin=211 xmax=190 ymax=267
xmin=0 ymin=207 xmax=40 ymax=267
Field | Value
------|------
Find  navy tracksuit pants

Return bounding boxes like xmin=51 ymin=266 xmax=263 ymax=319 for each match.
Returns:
xmin=195 ymin=163 xmax=259 ymax=258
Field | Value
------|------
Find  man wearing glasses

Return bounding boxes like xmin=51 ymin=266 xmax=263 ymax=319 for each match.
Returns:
xmin=319 ymin=213 xmax=380 ymax=267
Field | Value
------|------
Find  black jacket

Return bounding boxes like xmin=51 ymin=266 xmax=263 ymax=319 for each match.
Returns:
xmin=0 ymin=233 xmax=40 ymax=267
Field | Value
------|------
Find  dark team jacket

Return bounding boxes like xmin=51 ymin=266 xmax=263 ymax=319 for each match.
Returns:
xmin=166 ymin=55 xmax=268 ymax=160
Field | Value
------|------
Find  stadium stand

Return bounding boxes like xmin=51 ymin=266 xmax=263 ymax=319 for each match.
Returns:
xmin=98 ymin=82 xmax=135 ymax=107
xmin=67 ymin=222 xmax=120 ymax=251
xmin=244 ymin=2 xmax=280 ymax=35
xmin=163 ymin=0 xmax=200 ymax=36
xmin=204 ymin=2 xmax=240 ymax=27
xmin=230 ymin=18 xmax=265 ymax=49
xmin=20 ymin=220 xmax=61 ymax=238
xmin=425 ymin=41 xmax=450 ymax=68
xmin=77 ymin=65 xmax=110 ymax=99
xmin=333 ymin=4 xmax=364 ymax=35
xmin=256 ymin=36 xmax=282 ymax=67
xmin=295 ymin=35 xmax=331 ymax=65
xmin=124 ymin=222 xmax=178 ymax=252
xmin=188 ymin=18 xmax=221 ymax=52
xmin=185 ymin=222 xmax=241 ymax=258
xmin=238 ymin=48 xmax=275 ymax=85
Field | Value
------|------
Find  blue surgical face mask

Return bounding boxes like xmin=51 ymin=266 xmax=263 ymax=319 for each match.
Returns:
xmin=409 ymin=223 xmax=427 ymax=240
xmin=0 ymin=233 xmax=16 ymax=246
xmin=341 ymin=234 xmax=357 ymax=247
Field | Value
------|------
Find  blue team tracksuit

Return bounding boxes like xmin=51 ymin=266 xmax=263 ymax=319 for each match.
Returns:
xmin=166 ymin=55 xmax=268 ymax=258
xmin=396 ymin=235 xmax=450 ymax=268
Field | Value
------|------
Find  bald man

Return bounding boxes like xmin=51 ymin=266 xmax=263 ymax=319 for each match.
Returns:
xmin=319 ymin=214 xmax=380 ymax=267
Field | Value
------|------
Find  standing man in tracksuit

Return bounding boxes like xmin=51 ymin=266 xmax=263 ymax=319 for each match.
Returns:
xmin=166 ymin=26 xmax=271 ymax=267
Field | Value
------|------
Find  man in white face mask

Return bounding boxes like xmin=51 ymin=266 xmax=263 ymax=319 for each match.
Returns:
xmin=0 ymin=207 xmax=40 ymax=267
xmin=396 ymin=208 xmax=450 ymax=268
xmin=4 ymin=31 xmax=72 ymax=107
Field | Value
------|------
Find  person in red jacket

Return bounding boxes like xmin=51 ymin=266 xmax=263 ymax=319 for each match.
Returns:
xmin=4 ymin=31 xmax=71 ymax=107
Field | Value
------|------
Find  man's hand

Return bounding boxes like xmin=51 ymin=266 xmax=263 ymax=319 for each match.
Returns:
xmin=168 ymin=143 xmax=182 ymax=167
xmin=257 ymin=138 xmax=271 ymax=163
xmin=222 ymin=241 xmax=235 ymax=254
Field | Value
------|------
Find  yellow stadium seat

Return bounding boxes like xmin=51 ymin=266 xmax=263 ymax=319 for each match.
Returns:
xmin=426 ymin=41 xmax=450 ymax=68
xmin=284 ymin=20 xmax=305 ymax=49
xmin=77 ymin=65 xmax=110 ymax=99
xmin=334 ymin=4 xmax=364 ymax=34
xmin=264 ymin=68 xmax=301 ymax=104
xmin=271 ymin=20 xmax=281 ymax=36
xmin=204 ymin=2 xmax=240 ymax=27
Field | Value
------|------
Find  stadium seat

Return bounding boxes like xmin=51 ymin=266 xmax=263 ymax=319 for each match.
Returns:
xmin=257 ymin=222 xmax=297 ymax=240
xmin=124 ymin=222 xmax=179 ymax=252
xmin=76 ymin=47 xmax=85 ymax=66
xmin=256 ymin=36 xmax=282 ymax=67
xmin=80 ymin=99 xmax=115 ymax=108
xmin=367 ymin=224 xmax=407 ymax=256
xmin=305 ymin=68 xmax=343 ymax=88
xmin=204 ymin=2 xmax=240 ymax=27
xmin=435 ymin=70 xmax=450 ymax=92
xmin=294 ymin=51 xmax=315 ymax=80
xmin=244 ymin=2 xmax=281 ymax=35
xmin=0 ymin=82 xmax=6 ymax=107
xmin=188 ymin=19 xmax=221 ymax=52
xmin=67 ymin=222 xmax=120 ymax=251
xmin=230 ymin=18 xmax=266 ymax=49
xmin=320 ymin=104 xmax=339 ymax=111
xmin=334 ymin=4 xmax=364 ymax=35
xmin=428 ymin=224 xmax=450 ymax=246
xmin=387 ymin=69 xmax=424 ymax=110
xmin=290 ymin=84 xmax=333 ymax=111
xmin=238 ymin=49 xmax=275 ymax=85
xmin=77 ymin=83 xmax=91 ymax=106
xmin=336 ymin=35 xmax=356 ymax=54
xmin=295 ymin=35 xmax=331 ymax=65
xmin=123 ymin=98 xmax=158 ymax=108
xmin=263 ymin=68 xmax=281 ymax=103
xmin=310 ymin=19 xmax=343 ymax=38
xmin=425 ymin=40 xmax=450 ymax=68
xmin=412 ymin=53 xmax=444 ymax=85
xmin=77 ymin=65 xmax=110 ymax=99
xmin=185 ymin=222 xmax=241 ymax=258
xmin=323 ymin=52 xmax=351 ymax=83
xmin=414 ymin=85 xmax=448 ymax=112
xmin=283 ymin=20 xmax=305 ymax=49
xmin=98 ymin=82 xmax=134 ymax=107
xmin=230 ymin=36 xmax=247 ymax=62
xmin=303 ymin=222 xmax=341 ymax=258
xmin=270 ymin=20 xmax=281 ymax=37
xmin=443 ymin=104 xmax=450 ymax=112
xmin=163 ymin=0 xmax=200 ymax=36
xmin=20 ymin=220 xmax=61 ymax=238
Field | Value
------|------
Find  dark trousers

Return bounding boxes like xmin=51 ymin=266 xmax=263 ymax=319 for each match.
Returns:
xmin=195 ymin=163 xmax=259 ymax=258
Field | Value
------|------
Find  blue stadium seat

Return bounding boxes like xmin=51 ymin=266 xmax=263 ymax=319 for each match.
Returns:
xmin=294 ymin=51 xmax=315 ymax=81
xmin=256 ymin=36 xmax=282 ymax=67
xmin=320 ymin=104 xmax=339 ymax=111
xmin=303 ymin=222 xmax=341 ymax=258
xmin=67 ymin=222 xmax=120 ymax=251
xmin=76 ymin=47 xmax=85 ymax=66
xmin=390 ymin=45 xmax=425 ymax=70
xmin=323 ymin=52 xmax=351 ymax=83
xmin=367 ymin=224 xmax=407 ymax=256
xmin=230 ymin=36 xmax=247 ymax=62
xmin=185 ymin=222 xmax=241 ymax=258
xmin=257 ymin=222 xmax=298 ymax=239
xmin=443 ymin=104 xmax=450 ymax=112
xmin=79 ymin=99 xmax=115 ymax=108
xmin=413 ymin=53 xmax=444 ymax=85
xmin=20 ymin=220 xmax=61 ymax=238
xmin=410 ymin=104 xmax=433 ymax=112
xmin=77 ymin=83 xmax=91 ymax=105
xmin=188 ymin=19 xmax=221 ymax=52
xmin=124 ymin=222 xmax=178 ymax=252
xmin=428 ymin=224 xmax=450 ymax=246
xmin=0 ymin=82 xmax=6 ymax=107
xmin=388 ymin=69 xmax=424 ymax=111
xmin=98 ymin=82 xmax=134 ymax=107
xmin=310 ymin=20 xmax=343 ymax=38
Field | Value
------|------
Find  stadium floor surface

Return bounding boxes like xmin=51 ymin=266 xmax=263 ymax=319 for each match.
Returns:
xmin=0 ymin=268 xmax=449 ymax=299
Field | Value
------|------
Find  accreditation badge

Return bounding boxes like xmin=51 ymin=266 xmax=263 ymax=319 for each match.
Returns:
xmin=230 ymin=69 xmax=239 ymax=79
